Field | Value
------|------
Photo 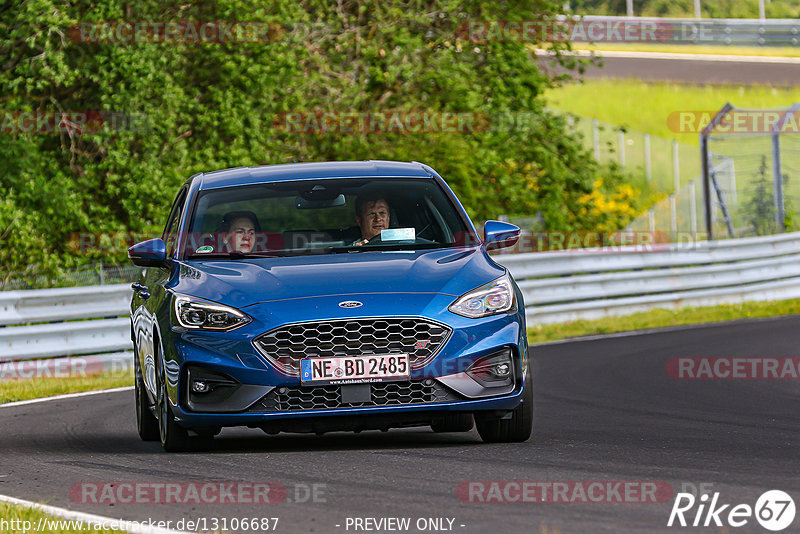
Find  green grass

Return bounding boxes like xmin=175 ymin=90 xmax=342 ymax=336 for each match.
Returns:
xmin=0 ymin=370 xmax=132 ymax=404
xmin=528 ymin=298 xmax=800 ymax=344
xmin=571 ymin=43 xmax=800 ymax=58
xmin=0 ymin=502 xmax=125 ymax=533
xmin=546 ymin=80 xmax=800 ymax=146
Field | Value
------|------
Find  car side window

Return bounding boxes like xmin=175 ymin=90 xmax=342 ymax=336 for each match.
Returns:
xmin=163 ymin=188 xmax=188 ymax=258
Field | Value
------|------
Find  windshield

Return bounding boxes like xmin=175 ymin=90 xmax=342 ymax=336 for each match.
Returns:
xmin=182 ymin=177 xmax=476 ymax=258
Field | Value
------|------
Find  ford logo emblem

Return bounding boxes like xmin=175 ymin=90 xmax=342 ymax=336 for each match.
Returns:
xmin=339 ymin=301 xmax=363 ymax=308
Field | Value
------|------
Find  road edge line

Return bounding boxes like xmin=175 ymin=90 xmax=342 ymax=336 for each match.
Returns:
xmin=0 ymin=387 xmax=134 ymax=408
xmin=0 ymin=493 xmax=189 ymax=534
xmin=529 ymin=314 xmax=797 ymax=346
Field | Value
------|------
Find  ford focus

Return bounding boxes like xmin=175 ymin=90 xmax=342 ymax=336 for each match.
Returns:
xmin=128 ymin=161 xmax=532 ymax=451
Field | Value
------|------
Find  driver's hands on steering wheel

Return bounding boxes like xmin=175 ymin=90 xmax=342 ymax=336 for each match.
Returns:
xmin=354 ymin=234 xmax=381 ymax=246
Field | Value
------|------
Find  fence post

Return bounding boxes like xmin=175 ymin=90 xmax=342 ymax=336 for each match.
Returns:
xmin=772 ymin=132 xmax=785 ymax=231
xmin=648 ymin=210 xmax=655 ymax=234
xmin=700 ymin=131 xmax=714 ymax=240
xmin=619 ymin=129 xmax=626 ymax=167
xmin=644 ymin=133 xmax=652 ymax=183
xmin=729 ymin=161 xmax=737 ymax=204
xmin=99 ymin=264 xmax=105 ymax=286
xmin=592 ymin=119 xmax=600 ymax=161
xmin=670 ymin=195 xmax=678 ymax=235
xmin=690 ymin=180 xmax=698 ymax=240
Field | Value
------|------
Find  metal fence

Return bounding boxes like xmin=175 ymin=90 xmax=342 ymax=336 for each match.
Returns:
xmin=0 ymin=262 xmax=141 ymax=291
xmin=626 ymin=168 xmax=718 ymax=240
xmin=566 ymin=113 xmax=700 ymax=197
xmin=2 ymin=230 xmax=799 ymax=379
xmin=698 ymin=103 xmax=800 ymax=240
xmin=573 ymin=104 xmax=800 ymax=243
xmin=564 ymin=112 xmax=706 ymax=240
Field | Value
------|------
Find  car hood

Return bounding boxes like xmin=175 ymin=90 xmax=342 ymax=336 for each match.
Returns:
xmin=169 ymin=247 xmax=505 ymax=309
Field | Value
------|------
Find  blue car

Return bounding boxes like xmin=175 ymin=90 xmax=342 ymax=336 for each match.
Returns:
xmin=129 ymin=161 xmax=532 ymax=451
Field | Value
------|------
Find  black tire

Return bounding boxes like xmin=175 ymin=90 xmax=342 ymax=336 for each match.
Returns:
xmin=476 ymin=364 xmax=534 ymax=443
xmin=156 ymin=345 xmax=189 ymax=452
xmin=134 ymin=354 xmax=159 ymax=442
xmin=431 ymin=414 xmax=474 ymax=433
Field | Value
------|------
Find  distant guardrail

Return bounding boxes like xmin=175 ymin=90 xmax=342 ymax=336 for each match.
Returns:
xmin=578 ymin=16 xmax=800 ymax=47
xmin=3 ymin=231 xmax=800 ymax=378
xmin=496 ymin=231 xmax=800 ymax=324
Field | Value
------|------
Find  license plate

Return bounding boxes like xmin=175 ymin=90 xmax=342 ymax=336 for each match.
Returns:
xmin=300 ymin=354 xmax=409 ymax=385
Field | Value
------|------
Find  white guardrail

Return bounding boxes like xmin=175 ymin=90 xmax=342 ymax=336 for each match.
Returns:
xmin=0 ymin=284 xmax=133 ymax=379
xmin=2 ymin=231 xmax=800 ymax=377
xmin=496 ymin=231 xmax=800 ymax=324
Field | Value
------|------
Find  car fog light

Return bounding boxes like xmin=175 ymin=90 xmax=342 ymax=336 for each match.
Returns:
xmin=191 ymin=380 xmax=211 ymax=393
xmin=493 ymin=363 xmax=510 ymax=377
xmin=466 ymin=349 xmax=514 ymax=387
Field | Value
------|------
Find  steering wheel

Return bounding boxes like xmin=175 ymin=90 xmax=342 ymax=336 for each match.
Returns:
xmin=417 ymin=223 xmax=433 ymax=239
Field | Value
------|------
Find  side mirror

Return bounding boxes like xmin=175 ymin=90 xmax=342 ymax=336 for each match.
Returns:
xmin=484 ymin=220 xmax=520 ymax=251
xmin=128 ymin=238 xmax=168 ymax=267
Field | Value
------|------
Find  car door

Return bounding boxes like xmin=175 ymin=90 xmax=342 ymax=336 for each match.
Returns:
xmin=134 ymin=185 xmax=188 ymax=397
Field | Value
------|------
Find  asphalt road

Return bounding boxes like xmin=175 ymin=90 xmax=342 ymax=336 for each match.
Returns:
xmin=541 ymin=53 xmax=800 ymax=85
xmin=2 ymin=316 xmax=799 ymax=533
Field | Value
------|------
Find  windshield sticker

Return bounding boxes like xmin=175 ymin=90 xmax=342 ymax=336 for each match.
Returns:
xmin=195 ymin=245 xmax=214 ymax=254
xmin=380 ymin=228 xmax=416 ymax=241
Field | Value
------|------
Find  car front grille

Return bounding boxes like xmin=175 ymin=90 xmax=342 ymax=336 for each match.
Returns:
xmin=252 ymin=318 xmax=451 ymax=376
xmin=250 ymin=380 xmax=461 ymax=412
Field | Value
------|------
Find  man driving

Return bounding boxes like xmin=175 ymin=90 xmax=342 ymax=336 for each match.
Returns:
xmin=353 ymin=195 xmax=390 ymax=246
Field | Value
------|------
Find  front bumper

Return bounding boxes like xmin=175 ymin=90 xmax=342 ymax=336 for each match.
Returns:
xmin=160 ymin=292 xmax=529 ymax=429
xmin=173 ymin=385 xmax=526 ymax=431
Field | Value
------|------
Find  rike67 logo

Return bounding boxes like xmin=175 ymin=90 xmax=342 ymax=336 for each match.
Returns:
xmin=668 ymin=490 xmax=796 ymax=531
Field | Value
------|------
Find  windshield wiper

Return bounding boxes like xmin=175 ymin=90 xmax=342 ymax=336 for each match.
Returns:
xmin=330 ymin=243 xmax=447 ymax=253
xmin=186 ymin=251 xmax=279 ymax=260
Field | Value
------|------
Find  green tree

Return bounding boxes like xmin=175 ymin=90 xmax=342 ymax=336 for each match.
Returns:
xmin=1 ymin=0 xmax=637 ymax=281
xmin=742 ymin=155 xmax=777 ymax=236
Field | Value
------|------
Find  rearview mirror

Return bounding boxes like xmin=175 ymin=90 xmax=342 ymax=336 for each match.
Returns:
xmin=128 ymin=238 xmax=168 ymax=267
xmin=483 ymin=220 xmax=520 ymax=251
xmin=295 ymin=194 xmax=346 ymax=209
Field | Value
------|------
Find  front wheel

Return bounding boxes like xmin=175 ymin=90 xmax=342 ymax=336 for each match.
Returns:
xmin=135 ymin=354 xmax=159 ymax=441
xmin=156 ymin=347 xmax=189 ymax=452
xmin=475 ymin=363 xmax=533 ymax=443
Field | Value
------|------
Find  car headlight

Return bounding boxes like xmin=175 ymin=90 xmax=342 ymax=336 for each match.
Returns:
xmin=172 ymin=294 xmax=252 ymax=331
xmin=448 ymin=274 xmax=516 ymax=318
